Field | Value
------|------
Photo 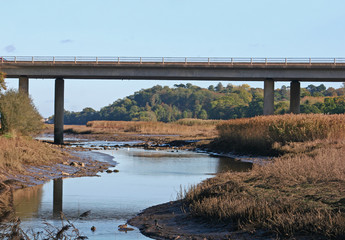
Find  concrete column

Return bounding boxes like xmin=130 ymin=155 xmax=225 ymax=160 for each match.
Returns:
xmin=19 ymin=76 xmax=29 ymax=94
xmin=290 ymin=81 xmax=301 ymax=114
xmin=263 ymin=79 xmax=275 ymax=115
xmin=53 ymin=178 xmax=63 ymax=218
xmin=54 ymin=78 xmax=64 ymax=144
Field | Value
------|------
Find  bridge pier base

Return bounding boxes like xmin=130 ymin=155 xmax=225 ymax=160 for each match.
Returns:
xmin=54 ymin=78 xmax=64 ymax=144
xmin=19 ymin=76 xmax=29 ymax=94
xmin=290 ymin=81 xmax=300 ymax=114
xmin=263 ymin=79 xmax=275 ymax=115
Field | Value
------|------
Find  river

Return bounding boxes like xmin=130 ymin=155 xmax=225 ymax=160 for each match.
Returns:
xmin=13 ymin=140 xmax=252 ymax=239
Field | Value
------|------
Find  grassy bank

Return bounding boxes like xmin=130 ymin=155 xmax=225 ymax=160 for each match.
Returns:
xmin=0 ymin=136 xmax=69 ymax=175
xmin=183 ymin=114 xmax=345 ymax=239
xmin=64 ymin=119 xmax=222 ymax=139
xmin=216 ymin=114 xmax=345 ymax=155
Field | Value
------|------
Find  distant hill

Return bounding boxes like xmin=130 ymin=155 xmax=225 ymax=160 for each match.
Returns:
xmin=48 ymin=83 xmax=345 ymax=125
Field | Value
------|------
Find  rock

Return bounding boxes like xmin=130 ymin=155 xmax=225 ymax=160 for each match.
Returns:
xmin=69 ymin=162 xmax=79 ymax=167
xmin=61 ymin=171 xmax=69 ymax=176
xmin=78 ymin=162 xmax=85 ymax=167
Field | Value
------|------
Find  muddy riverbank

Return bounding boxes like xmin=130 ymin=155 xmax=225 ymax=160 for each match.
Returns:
xmin=0 ymin=148 xmax=115 ymax=222
xmin=129 ymin=201 xmax=278 ymax=240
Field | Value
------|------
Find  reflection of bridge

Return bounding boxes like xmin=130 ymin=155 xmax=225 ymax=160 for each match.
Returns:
xmin=2 ymin=56 xmax=345 ymax=144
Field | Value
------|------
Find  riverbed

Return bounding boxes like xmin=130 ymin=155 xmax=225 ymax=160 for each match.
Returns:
xmin=13 ymin=141 xmax=252 ymax=239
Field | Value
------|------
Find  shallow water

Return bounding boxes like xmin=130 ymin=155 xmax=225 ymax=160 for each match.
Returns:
xmin=14 ymin=144 xmax=252 ymax=239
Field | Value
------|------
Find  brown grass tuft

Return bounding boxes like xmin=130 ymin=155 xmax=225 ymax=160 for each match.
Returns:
xmin=216 ymin=114 xmax=345 ymax=155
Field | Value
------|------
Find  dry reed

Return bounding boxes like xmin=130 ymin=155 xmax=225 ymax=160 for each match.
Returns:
xmin=184 ymin=144 xmax=345 ymax=238
xmin=85 ymin=120 xmax=219 ymax=137
xmin=0 ymin=136 xmax=69 ymax=172
xmin=183 ymin=114 xmax=345 ymax=238
xmin=216 ymin=114 xmax=345 ymax=155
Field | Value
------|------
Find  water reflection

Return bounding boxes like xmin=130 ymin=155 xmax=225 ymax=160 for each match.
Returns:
xmin=217 ymin=157 xmax=252 ymax=173
xmin=53 ymin=178 xmax=63 ymax=218
xmin=13 ymin=184 xmax=43 ymax=219
xmin=14 ymin=179 xmax=64 ymax=219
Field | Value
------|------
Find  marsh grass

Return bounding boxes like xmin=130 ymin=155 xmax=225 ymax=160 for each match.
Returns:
xmin=82 ymin=119 xmax=220 ymax=137
xmin=183 ymin=114 xmax=345 ymax=238
xmin=184 ymin=145 xmax=345 ymax=238
xmin=216 ymin=114 xmax=345 ymax=155
xmin=0 ymin=136 xmax=69 ymax=172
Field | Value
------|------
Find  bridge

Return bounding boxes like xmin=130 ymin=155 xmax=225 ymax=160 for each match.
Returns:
xmin=1 ymin=56 xmax=345 ymax=144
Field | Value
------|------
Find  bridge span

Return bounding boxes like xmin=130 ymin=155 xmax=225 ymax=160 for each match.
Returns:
xmin=1 ymin=56 xmax=345 ymax=144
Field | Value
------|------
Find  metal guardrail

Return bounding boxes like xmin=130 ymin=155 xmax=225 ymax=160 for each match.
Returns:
xmin=1 ymin=56 xmax=345 ymax=65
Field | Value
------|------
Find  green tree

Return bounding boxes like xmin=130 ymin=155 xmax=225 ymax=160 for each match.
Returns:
xmin=0 ymin=90 xmax=43 ymax=135
xmin=245 ymin=96 xmax=263 ymax=117
xmin=198 ymin=109 xmax=208 ymax=119
xmin=215 ymin=82 xmax=224 ymax=92
xmin=208 ymin=85 xmax=215 ymax=91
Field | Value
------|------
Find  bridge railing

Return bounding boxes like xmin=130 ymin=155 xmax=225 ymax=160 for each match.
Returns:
xmin=1 ymin=56 xmax=345 ymax=64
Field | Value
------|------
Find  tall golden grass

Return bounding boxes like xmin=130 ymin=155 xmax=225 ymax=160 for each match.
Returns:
xmin=85 ymin=120 xmax=220 ymax=137
xmin=216 ymin=114 xmax=345 ymax=155
xmin=0 ymin=136 xmax=68 ymax=172
xmin=183 ymin=114 xmax=345 ymax=238
xmin=184 ymin=145 xmax=345 ymax=237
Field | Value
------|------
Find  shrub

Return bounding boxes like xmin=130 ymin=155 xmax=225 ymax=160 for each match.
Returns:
xmin=0 ymin=90 xmax=43 ymax=136
xmin=0 ymin=72 xmax=6 ymax=92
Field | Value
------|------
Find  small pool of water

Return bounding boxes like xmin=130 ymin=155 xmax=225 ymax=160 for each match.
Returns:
xmin=14 ymin=144 xmax=252 ymax=239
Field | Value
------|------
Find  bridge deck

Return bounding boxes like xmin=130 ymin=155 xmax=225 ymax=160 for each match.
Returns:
xmin=1 ymin=57 xmax=345 ymax=81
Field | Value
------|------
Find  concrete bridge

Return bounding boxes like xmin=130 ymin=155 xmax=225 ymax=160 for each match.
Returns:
xmin=1 ymin=56 xmax=345 ymax=144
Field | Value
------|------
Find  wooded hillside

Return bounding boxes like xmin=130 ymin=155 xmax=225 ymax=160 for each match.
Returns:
xmin=50 ymin=83 xmax=345 ymax=124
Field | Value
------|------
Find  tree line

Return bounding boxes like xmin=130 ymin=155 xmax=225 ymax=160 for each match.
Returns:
xmin=49 ymin=82 xmax=345 ymax=125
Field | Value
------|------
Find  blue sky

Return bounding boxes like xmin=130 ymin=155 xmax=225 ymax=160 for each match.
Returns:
xmin=1 ymin=0 xmax=345 ymax=117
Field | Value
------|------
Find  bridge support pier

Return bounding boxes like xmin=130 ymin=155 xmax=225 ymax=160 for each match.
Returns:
xmin=290 ymin=81 xmax=300 ymax=114
xmin=54 ymin=78 xmax=64 ymax=144
xmin=19 ymin=76 xmax=29 ymax=94
xmin=263 ymin=79 xmax=275 ymax=115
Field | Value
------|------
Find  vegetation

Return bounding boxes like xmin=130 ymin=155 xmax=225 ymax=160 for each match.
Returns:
xmin=216 ymin=114 xmax=345 ymax=155
xmin=184 ymin=147 xmax=345 ymax=238
xmin=1 ymin=213 xmax=87 ymax=239
xmin=0 ymin=90 xmax=43 ymax=136
xmin=0 ymin=72 xmax=6 ymax=93
xmin=65 ymin=118 xmax=222 ymax=138
xmin=0 ymin=136 xmax=69 ymax=173
xmin=50 ymin=83 xmax=345 ymax=124
xmin=182 ymin=114 xmax=345 ymax=239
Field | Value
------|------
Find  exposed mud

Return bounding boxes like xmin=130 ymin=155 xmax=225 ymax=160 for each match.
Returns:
xmin=129 ymin=201 xmax=277 ymax=240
